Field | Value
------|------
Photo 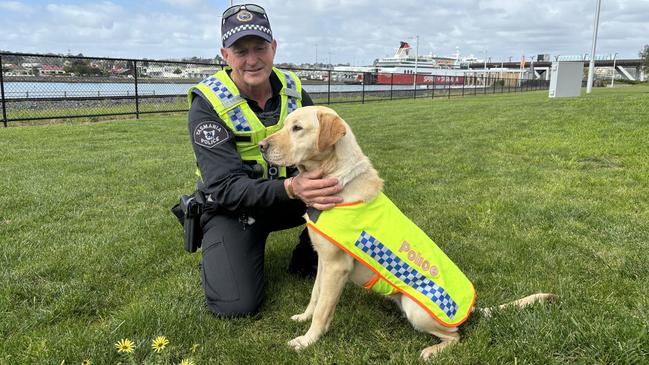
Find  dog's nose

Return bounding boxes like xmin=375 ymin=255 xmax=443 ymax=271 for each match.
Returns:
xmin=259 ymin=140 xmax=269 ymax=153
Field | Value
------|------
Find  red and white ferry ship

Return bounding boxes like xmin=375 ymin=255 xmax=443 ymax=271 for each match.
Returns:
xmin=373 ymin=42 xmax=469 ymax=85
xmin=332 ymin=42 xmax=475 ymax=85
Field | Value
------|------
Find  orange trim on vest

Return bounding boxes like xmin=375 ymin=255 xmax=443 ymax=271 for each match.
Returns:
xmin=306 ymin=222 xmax=476 ymax=328
xmin=335 ymin=200 xmax=363 ymax=207
xmin=363 ymin=274 xmax=381 ymax=289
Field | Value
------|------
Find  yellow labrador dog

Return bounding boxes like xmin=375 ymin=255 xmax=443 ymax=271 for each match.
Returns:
xmin=260 ymin=105 xmax=556 ymax=359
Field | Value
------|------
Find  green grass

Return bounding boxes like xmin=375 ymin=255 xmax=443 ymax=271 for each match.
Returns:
xmin=1 ymin=86 xmax=648 ymax=364
xmin=3 ymin=96 xmax=189 ymax=122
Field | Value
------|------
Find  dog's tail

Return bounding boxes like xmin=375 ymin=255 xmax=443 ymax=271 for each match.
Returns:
xmin=473 ymin=293 xmax=558 ymax=318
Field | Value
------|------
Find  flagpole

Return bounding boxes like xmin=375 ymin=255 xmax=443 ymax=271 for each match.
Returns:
xmin=586 ymin=0 xmax=602 ymax=94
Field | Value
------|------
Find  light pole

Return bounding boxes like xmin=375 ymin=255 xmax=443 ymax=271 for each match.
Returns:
xmin=484 ymin=50 xmax=487 ymax=70
xmin=530 ymin=56 xmax=535 ymax=79
xmin=610 ymin=52 xmax=618 ymax=87
xmin=586 ymin=0 xmax=602 ymax=94
xmin=411 ymin=35 xmax=419 ymax=88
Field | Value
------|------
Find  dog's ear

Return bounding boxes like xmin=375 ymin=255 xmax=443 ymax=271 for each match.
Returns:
xmin=317 ymin=110 xmax=347 ymax=152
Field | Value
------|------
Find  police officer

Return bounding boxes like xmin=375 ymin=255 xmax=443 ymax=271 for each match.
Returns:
xmin=187 ymin=4 xmax=342 ymax=317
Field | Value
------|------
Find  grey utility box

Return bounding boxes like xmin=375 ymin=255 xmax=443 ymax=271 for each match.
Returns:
xmin=548 ymin=61 xmax=583 ymax=98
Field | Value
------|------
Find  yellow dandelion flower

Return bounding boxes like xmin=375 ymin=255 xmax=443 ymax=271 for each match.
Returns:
xmin=114 ymin=338 xmax=135 ymax=354
xmin=81 ymin=360 xmax=92 ymax=365
xmin=151 ymin=336 xmax=170 ymax=353
xmin=178 ymin=359 xmax=194 ymax=365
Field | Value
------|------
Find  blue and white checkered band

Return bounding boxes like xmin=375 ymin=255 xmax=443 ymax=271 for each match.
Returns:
xmin=355 ymin=231 xmax=459 ymax=319
xmin=202 ymin=77 xmax=251 ymax=131
xmin=222 ymin=24 xmax=272 ymax=43
xmin=287 ymin=96 xmax=298 ymax=113
xmin=227 ymin=106 xmax=252 ymax=132
xmin=202 ymin=77 xmax=244 ymax=109
xmin=282 ymin=71 xmax=299 ymax=113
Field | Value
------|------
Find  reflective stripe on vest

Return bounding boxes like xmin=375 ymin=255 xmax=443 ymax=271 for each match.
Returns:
xmin=187 ymin=67 xmax=302 ymax=179
xmin=306 ymin=192 xmax=476 ymax=327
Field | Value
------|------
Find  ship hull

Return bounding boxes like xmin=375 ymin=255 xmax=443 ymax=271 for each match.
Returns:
xmin=376 ymin=73 xmax=465 ymax=85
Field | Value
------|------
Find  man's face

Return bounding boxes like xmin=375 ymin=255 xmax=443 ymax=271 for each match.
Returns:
xmin=221 ymin=36 xmax=277 ymax=91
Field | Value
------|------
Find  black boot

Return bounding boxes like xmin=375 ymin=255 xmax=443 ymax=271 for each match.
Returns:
xmin=288 ymin=228 xmax=318 ymax=277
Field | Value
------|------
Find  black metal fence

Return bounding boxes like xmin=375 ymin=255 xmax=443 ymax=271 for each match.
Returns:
xmin=1 ymin=52 xmax=551 ymax=127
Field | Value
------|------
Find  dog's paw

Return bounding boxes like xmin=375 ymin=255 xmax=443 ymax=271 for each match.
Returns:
xmin=288 ymin=335 xmax=314 ymax=351
xmin=291 ymin=313 xmax=312 ymax=322
xmin=420 ymin=346 xmax=443 ymax=361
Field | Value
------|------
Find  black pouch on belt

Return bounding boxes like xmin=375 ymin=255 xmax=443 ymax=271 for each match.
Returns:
xmin=171 ymin=192 xmax=204 ymax=253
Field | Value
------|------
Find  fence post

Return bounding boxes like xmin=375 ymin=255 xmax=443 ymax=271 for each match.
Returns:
xmin=327 ymin=70 xmax=331 ymax=105
xmin=447 ymin=76 xmax=451 ymax=99
xmin=0 ymin=55 xmax=7 ymax=127
xmin=431 ymin=76 xmax=435 ymax=99
xmin=133 ymin=60 xmax=140 ymax=119
xmin=413 ymin=74 xmax=417 ymax=100
xmin=361 ymin=74 xmax=365 ymax=104
xmin=390 ymin=73 xmax=393 ymax=100
xmin=483 ymin=75 xmax=487 ymax=94
xmin=461 ymin=75 xmax=465 ymax=97
xmin=474 ymin=75 xmax=477 ymax=95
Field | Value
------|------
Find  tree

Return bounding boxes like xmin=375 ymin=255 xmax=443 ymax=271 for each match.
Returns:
xmin=64 ymin=59 xmax=105 ymax=76
xmin=640 ymin=44 xmax=649 ymax=74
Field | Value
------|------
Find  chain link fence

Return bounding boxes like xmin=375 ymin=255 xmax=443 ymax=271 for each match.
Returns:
xmin=1 ymin=52 xmax=551 ymax=127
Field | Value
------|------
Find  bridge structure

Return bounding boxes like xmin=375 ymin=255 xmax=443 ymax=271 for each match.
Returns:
xmin=468 ymin=59 xmax=645 ymax=82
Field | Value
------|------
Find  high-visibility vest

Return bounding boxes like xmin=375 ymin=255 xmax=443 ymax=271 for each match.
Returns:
xmin=306 ymin=192 xmax=476 ymax=327
xmin=187 ymin=67 xmax=303 ymax=179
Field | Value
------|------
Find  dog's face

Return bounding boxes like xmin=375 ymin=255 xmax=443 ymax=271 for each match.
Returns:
xmin=261 ymin=105 xmax=347 ymax=167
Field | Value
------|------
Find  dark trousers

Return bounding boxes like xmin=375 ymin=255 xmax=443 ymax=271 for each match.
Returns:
xmin=200 ymin=200 xmax=307 ymax=317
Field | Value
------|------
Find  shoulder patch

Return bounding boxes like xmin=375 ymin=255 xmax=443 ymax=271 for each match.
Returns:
xmin=193 ymin=121 xmax=230 ymax=149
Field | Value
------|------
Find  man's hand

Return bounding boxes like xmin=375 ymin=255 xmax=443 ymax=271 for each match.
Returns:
xmin=285 ymin=169 xmax=343 ymax=210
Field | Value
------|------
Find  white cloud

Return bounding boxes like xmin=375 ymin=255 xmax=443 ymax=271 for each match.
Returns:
xmin=1 ymin=0 xmax=647 ymax=63
xmin=0 ymin=1 xmax=30 ymax=12
xmin=163 ymin=0 xmax=202 ymax=7
xmin=46 ymin=2 xmax=123 ymax=28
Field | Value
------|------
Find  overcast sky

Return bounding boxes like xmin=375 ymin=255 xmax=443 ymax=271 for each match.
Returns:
xmin=1 ymin=0 xmax=648 ymax=65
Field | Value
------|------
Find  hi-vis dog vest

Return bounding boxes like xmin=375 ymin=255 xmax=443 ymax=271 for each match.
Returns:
xmin=306 ymin=193 xmax=476 ymax=327
xmin=187 ymin=67 xmax=302 ymax=179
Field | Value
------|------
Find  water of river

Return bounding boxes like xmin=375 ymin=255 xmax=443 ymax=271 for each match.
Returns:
xmin=3 ymin=81 xmax=437 ymax=99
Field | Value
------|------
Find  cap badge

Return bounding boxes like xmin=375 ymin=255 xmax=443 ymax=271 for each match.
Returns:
xmin=236 ymin=10 xmax=253 ymax=22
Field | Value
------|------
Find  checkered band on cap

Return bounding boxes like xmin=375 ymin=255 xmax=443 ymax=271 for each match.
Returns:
xmin=201 ymin=77 xmax=251 ymax=131
xmin=354 ymin=231 xmax=459 ymax=319
xmin=222 ymin=24 xmax=272 ymax=43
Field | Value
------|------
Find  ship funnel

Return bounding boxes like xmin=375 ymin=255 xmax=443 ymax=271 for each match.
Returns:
xmin=396 ymin=42 xmax=411 ymax=57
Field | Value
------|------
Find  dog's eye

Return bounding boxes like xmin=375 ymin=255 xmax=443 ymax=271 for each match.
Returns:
xmin=291 ymin=125 xmax=303 ymax=132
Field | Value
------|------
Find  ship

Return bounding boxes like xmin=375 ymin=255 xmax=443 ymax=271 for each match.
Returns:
xmin=373 ymin=42 xmax=468 ymax=85
xmin=331 ymin=42 xmax=523 ymax=86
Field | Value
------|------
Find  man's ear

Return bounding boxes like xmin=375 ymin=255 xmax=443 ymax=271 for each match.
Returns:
xmin=220 ymin=47 xmax=229 ymax=63
xmin=317 ymin=110 xmax=347 ymax=152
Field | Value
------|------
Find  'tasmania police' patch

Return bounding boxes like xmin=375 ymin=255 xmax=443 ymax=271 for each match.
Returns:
xmin=193 ymin=121 xmax=229 ymax=149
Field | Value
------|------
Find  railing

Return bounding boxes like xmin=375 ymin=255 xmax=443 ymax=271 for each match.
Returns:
xmin=1 ymin=52 xmax=553 ymax=127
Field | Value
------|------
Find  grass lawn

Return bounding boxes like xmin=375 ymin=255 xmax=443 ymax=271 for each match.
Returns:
xmin=1 ymin=85 xmax=648 ymax=364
